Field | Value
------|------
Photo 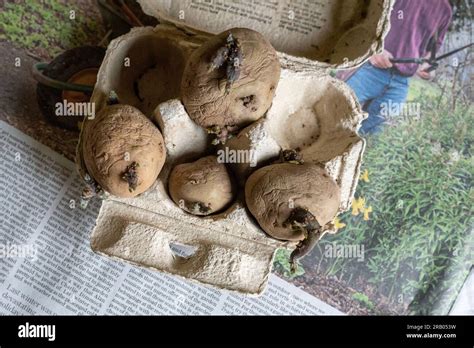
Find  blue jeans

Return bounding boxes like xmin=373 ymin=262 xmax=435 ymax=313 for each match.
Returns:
xmin=346 ymin=62 xmax=409 ymax=134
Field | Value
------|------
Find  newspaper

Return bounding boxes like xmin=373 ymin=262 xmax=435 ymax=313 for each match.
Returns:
xmin=0 ymin=121 xmax=342 ymax=315
xmin=142 ymin=0 xmax=329 ymax=50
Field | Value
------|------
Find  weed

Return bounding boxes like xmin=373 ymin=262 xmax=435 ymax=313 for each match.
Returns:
xmin=273 ymin=249 xmax=305 ymax=279
xmin=352 ymin=292 xmax=375 ymax=310
xmin=0 ymin=0 xmax=104 ymax=59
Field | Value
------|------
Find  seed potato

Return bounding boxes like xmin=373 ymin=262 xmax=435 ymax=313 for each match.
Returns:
xmin=181 ymin=28 xmax=281 ymax=139
xmin=168 ymin=155 xmax=234 ymax=215
xmin=82 ymin=104 xmax=166 ymax=197
xmin=245 ymin=162 xmax=341 ymax=241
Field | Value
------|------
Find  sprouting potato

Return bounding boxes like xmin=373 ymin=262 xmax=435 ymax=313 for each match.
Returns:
xmin=82 ymin=104 xmax=166 ymax=197
xmin=168 ymin=155 xmax=234 ymax=215
xmin=245 ymin=161 xmax=341 ymax=269
xmin=181 ymin=28 xmax=281 ymax=144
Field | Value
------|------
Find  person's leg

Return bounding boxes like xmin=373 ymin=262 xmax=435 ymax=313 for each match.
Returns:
xmin=361 ymin=75 xmax=409 ymax=134
xmin=346 ymin=63 xmax=393 ymax=133
xmin=346 ymin=63 xmax=390 ymax=105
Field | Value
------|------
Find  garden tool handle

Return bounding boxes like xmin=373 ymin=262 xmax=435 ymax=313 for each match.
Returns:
xmin=32 ymin=63 xmax=94 ymax=93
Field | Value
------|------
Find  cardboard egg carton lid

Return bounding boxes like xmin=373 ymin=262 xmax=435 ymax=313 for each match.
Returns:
xmin=138 ymin=0 xmax=393 ymax=70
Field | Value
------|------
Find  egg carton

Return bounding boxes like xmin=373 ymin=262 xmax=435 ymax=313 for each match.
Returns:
xmin=76 ymin=0 xmax=393 ymax=295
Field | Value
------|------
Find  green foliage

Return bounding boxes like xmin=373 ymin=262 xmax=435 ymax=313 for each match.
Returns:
xmin=407 ymin=79 xmax=442 ymax=101
xmin=352 ymin=292 xmax=375 ymax=310
xmin=273 ymin=249 xmax=305 ymax=279
xmin=0 ymin=0 xmax=104 ymax=58
xmin=318 ymin=80 xmax=473 ymax=314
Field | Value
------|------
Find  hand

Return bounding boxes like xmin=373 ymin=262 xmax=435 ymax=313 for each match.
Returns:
xmin=416 ymin=63 xmax=435 ymax=80
xmin=369 ymin=50 xmax=393 ymax=69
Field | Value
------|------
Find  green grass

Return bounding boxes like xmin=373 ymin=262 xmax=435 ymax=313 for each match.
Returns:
xmin=0 ymin=0 xmax=104 ymax=59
